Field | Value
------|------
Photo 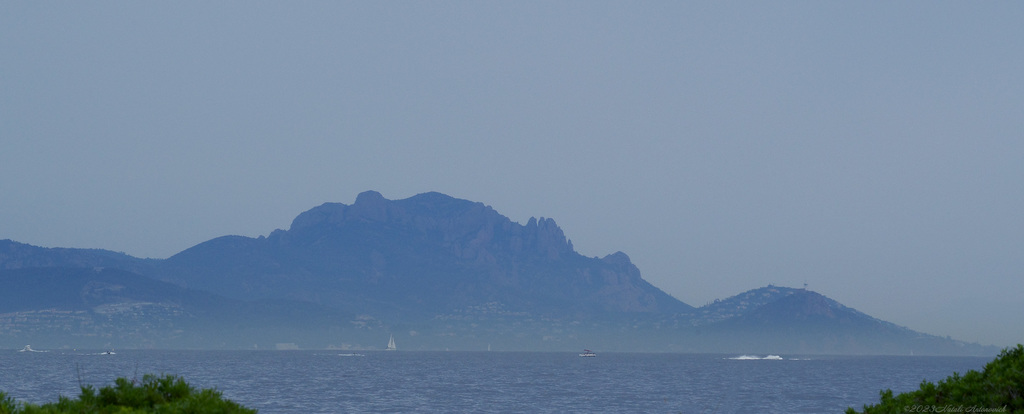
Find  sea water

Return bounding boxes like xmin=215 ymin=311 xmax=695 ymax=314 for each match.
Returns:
xmin=0 ymin=350 xmax=990 ymax=413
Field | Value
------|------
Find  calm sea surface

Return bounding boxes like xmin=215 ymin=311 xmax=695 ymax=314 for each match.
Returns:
xmin=0 ymin=350 xmax=990 ymax=413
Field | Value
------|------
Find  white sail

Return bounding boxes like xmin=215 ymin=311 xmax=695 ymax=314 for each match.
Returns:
xmin=386 ymin=334 xmax=397 ymax=351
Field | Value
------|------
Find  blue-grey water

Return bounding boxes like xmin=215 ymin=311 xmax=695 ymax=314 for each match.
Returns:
xmin=0 ymin=350 xmax=989 ymax=413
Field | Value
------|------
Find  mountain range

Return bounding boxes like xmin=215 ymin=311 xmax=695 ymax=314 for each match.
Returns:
xmin=0 ymin=191 xmax=998 ymax=355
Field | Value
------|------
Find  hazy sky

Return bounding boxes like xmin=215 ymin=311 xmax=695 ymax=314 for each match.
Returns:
xmin=3 ymin=2 xmax=1022 ymax=347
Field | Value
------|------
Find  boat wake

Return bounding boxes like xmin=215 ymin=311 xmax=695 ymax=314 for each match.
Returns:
xmin=728 ymin=355 xmax=783 ymax=360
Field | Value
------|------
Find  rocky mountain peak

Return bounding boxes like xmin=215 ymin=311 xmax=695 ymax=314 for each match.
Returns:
xmin=286 ymin=192 xmax=580 ymax=262
xmin=159 ymin=191 xmax=691 ymax=316
xmin=350 ymin=190 xmax=390 ymax=222
xmin=601 ymin=251 xmax=633 ymax=266
xmin=355 ymin=190 xmax=385 ymax=203
xmin=523 ymin=217 xmax=571 ymax=260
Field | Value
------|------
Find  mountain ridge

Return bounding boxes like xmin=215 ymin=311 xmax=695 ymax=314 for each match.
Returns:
xmin=0 ymin=266 xmax=360 ymax=349
xmin=157 ymin=191 xmax=690 ymax=318
xmin=0 ymin=192 xmax=1000 ymax=355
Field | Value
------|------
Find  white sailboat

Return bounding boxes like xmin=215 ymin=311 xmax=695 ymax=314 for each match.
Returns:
xmin=386 ymin=334 xmax=397 ymax=351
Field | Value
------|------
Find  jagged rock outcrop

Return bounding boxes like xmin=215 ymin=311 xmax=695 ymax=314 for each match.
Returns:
xmin=285 ymin=191 xmax=574 ymax=262
xmin=157 ymin=191 xmax=692 ymax=318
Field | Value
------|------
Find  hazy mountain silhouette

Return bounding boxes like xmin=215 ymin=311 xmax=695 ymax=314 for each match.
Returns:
xmin=154 ymin=191 xmax=692 ymax=319
xmin=0 ymin=239 xmax=154 ymax=272
xmin=687 ymin=286 xmax=987 ymax=355
xmin=0 ymin=193 xmax=1000 ymax=354
xmin=0 ymin=266 xmax=358 ymax=349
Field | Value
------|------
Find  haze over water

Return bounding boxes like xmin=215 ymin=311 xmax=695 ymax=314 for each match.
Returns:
xmin=0 ymin=350 xmax=991 ymax=413
xmin=2 ymin=2 xmax=1022 ymax=347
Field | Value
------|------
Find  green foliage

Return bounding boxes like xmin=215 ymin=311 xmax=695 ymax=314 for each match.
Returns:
xmin=1 ymin=392 xmax=20 ymax=414
xmin=0 ymin=374 xmax=255 ymax=414
xmin=847 ymin=344 xmax=1024 ymax=414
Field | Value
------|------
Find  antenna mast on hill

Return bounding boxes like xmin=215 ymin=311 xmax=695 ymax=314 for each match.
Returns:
xmin=803 ymin=281 xmax=808 ymax=290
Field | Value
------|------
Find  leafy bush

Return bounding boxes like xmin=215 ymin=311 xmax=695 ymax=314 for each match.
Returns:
xmin=848 ymin=344 xmax=1024 ymax=413
xmin=0 ymin=374 xmax=255 ymax=413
